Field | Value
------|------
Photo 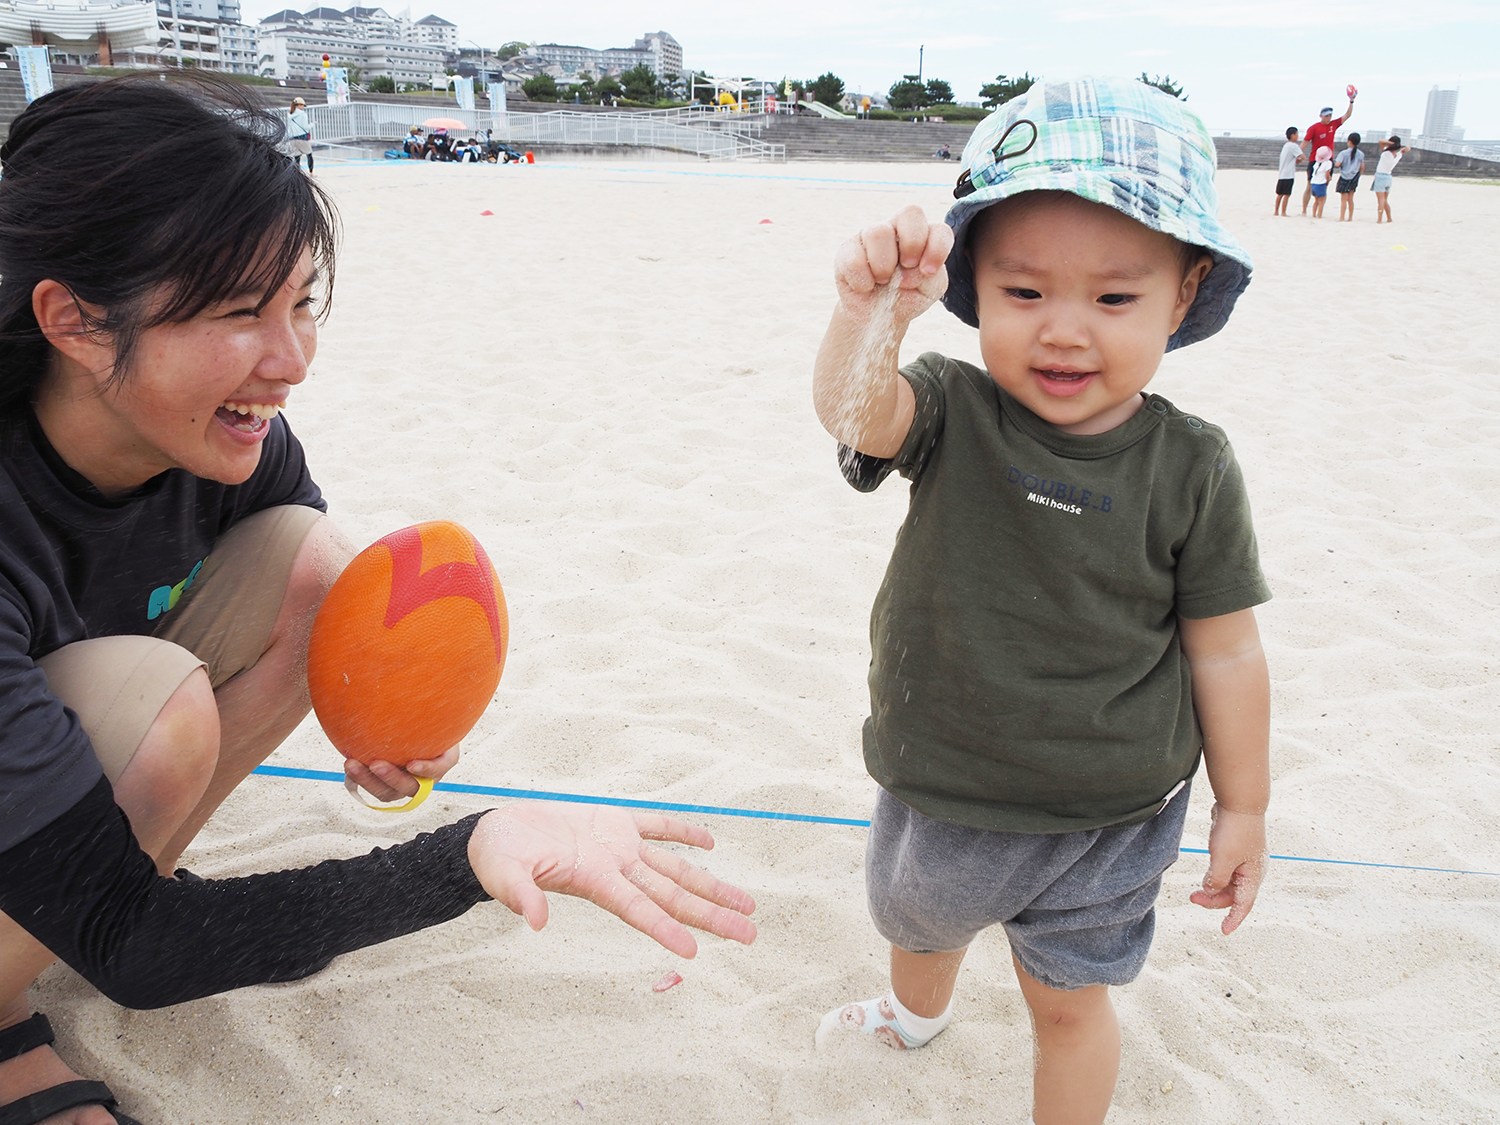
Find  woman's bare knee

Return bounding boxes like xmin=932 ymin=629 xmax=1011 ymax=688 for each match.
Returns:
xmin=271 ymin=517 xmax=355 ymax=649
xmin=112 ymin=667 xmax=219 ymax=865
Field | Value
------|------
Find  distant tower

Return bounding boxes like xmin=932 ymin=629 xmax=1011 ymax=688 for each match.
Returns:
xmin=1422 ymin=86 xmax=1459 ymax=139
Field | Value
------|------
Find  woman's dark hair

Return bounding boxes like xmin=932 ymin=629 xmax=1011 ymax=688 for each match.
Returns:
xmin=1348 ymin=132 xmax=1361 ymax=146
xmin=1388 ymin=135 xmax=1401 ymax=149
xmin=0 ymin=76 xmax=339 ymax=412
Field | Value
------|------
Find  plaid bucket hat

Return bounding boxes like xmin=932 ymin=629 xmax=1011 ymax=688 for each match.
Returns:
xmin=943 ymin=76 xmax=1252 ymax=351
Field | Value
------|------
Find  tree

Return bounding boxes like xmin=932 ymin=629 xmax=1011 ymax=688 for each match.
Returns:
xmin=596 ymin=75 xmax=622 ymax=104
xmin=496 ymin=41 xmax=529 ymax=61
xmin=978 ymin=72 xmax=1036 ymax=109
xmin=620 ymin=63 xmax=658 ymax=102
xmin=887 ymin=75 xmax=926 ymax=111
xmin=808 ymin=71 xmax=844 ymax=106
xmin=1138 ymin=73 xmax=1186 ymax=100
xmin=522 ymin=73 xmax=558 ymax=102
xmin=366 ymin=75 xmax=395 ymax=93
xmin=570 ymin=75 xmax=597 ymax=104
xmin=924 ymin=78 xmax=953 ymax=105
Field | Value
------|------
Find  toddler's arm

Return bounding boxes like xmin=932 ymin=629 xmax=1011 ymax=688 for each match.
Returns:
xmin=1178 ymin=608 xmax=1271 ymax=935
xmin=813 ymin=205 xmax=952 ymax=458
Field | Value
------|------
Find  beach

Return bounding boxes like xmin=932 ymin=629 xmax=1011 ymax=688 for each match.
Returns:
xmin=33 ymin=159 xmax=1500 ymax=1123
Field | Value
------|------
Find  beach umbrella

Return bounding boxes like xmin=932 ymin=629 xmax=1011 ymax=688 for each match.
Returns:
xmin=422 ymin=117 xmax=467 ymax=131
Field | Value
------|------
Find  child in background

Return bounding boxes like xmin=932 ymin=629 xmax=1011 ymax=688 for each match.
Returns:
xmin=1373 ymin=136 xmax=1411 ymax=223
xmin=1310 ymin=145 xmax=1333 ymax=217
xmin=811 ymin=77 xmax=1271 ymax=1125
xmin=1335 ymin=133 xmax=1365 ymax=221
xmin=1275 ymin=125 xmax=1303 ymax=215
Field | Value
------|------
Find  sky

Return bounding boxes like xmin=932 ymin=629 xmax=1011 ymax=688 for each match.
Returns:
xmin=244 ymin=0 xmax=1500 ymax=138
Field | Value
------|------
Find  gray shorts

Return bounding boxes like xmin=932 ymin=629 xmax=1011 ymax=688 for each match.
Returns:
xmin=865 ymin=781 xmax=1191 ymax=991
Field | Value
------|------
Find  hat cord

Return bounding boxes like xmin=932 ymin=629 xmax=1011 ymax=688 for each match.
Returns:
xmin=953 ymin=118 xmax=1039 ymax=199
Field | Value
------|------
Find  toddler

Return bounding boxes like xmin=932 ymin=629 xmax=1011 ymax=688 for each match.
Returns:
xmin=1310 ymin=145 xmax=1333 ymax=217
xmin=811 ymin=76 xmax=1271 ymax=1125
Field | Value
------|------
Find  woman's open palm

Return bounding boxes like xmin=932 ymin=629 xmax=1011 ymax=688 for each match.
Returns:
xmin=467 ymin=803 xmax=758 ymax=957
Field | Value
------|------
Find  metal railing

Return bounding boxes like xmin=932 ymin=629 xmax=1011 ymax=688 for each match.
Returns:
xmin=307 ymin=102 xmax=487 ymax=143
xmin=306 ymin=102 xmax=785 ymax=161
xmin=499 ymin=110 xmax=782 ymax=160
xmin=1408 ymin=135 xmax=1500 ymax=163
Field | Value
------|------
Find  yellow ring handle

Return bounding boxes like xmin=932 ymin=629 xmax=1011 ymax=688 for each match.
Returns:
xmin=347 ymin=775 xmax=434 ymax=813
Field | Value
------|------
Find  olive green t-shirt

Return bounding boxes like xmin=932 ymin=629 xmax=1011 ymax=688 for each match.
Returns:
xmin=843 ymin=353 xmax=1271 ymax=834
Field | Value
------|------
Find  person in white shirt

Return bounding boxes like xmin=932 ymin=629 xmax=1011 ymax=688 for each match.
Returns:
xmin=1373 ymin=136 xmax=1411 ymax=224
xmin=1275 ymin=126 xmax=1302 ymax=216
xmin=1309 ymin=145 xmax=1333 ymax=218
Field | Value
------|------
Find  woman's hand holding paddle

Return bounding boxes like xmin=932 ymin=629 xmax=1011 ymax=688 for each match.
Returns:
xmin=467 ymin=804 xmax=758 ymax=957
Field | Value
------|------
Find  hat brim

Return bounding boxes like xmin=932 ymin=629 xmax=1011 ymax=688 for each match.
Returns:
xmin=941 ymin=170 xmax=1251 ymax=352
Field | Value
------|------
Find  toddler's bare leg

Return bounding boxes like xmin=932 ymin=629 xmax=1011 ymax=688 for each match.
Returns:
xmin=890 ymin=945 xmax=966 ymax=1017
xmin=1014 ymin=955 xmax=1119 ymax=1125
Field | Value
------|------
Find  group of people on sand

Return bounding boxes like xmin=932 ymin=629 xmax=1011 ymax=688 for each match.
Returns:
xmin=2 ymin=75 xmax=1269 ymax=1125
xmin=400 ymin=126 xmax=523 ymax=164
xmin=1274 ymin=92 xmax=1412 ymax=223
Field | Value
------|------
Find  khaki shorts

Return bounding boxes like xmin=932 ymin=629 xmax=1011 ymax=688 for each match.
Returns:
xmin=35 ymin=505 xmax=323 ymax=782
xmin=288 ymin=137 xmax=313 ymax=157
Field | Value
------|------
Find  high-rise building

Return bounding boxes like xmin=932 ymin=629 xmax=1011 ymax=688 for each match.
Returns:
xmin=530 ymin=30 xmax=682 ymax=79
xmin=151 ymin=0 xmax=258 ymax=72
xmin=256 ymin=7 xmax=452 ymax=85
xmin=1422 ymin=86 xmax=1460 ymax=140
xmin=412 ymin=13 xmax=456 ymax=52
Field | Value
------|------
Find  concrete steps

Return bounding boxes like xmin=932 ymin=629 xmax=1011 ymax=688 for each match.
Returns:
xmin=1214 ymin=135 xmax=1500 ymax=178
xmin=759 ymin=115 xmax=975 ymax=163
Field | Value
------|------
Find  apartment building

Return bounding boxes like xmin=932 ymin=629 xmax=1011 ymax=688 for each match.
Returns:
xmin=531 ymin=30 xmax=682 ymax=79
xmin=257 ymin=7 xmax=452 ymax=85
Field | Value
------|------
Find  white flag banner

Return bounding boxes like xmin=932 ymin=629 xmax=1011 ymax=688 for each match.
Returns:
xmin=17 ymin=47 xmax=53 ymax=104
xmin=487 ymin=82 xmax=506 ymax=130
xmin=454 ymin=75 xmax=475 ymax=111
xmin=324 ymin=66 xmax=350 ymax=106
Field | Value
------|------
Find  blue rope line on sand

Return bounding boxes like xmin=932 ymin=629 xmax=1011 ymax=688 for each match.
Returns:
xmin=251 ymin=765 xmax=1500 ymax=877
xmin=252 ymin=765 xmax=868 ymax=826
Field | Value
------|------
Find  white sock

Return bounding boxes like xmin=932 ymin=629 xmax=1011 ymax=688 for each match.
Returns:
xmin=815 ymin=992 xmax=952 ymax=1050
xmin=889 ymin=991 xmax=952 ymax=1042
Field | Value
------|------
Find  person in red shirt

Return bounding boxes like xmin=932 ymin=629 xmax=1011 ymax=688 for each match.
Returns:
xmin=1301 ymin=94 xmax=1355 ymax=214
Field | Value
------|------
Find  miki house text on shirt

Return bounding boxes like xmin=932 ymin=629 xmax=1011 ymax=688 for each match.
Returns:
xmin=1008 ymin=465 xmax=1112 ymax=515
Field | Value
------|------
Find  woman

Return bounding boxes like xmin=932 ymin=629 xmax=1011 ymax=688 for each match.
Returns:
xmin=286 ymin=95 xmax=313 ymax=172
xmin=0 ymin=79 xmax=755 ymax=1125
xmin=1373 ymin=135 xmax=1411 ymax=224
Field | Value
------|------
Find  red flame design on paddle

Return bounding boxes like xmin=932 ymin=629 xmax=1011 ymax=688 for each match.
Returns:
xmin=376 ymin=525 xmax=505 ymax=662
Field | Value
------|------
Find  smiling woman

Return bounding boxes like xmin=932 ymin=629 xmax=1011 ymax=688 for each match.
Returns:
xmin=0 ymin=79 xmax=754 ymax=1125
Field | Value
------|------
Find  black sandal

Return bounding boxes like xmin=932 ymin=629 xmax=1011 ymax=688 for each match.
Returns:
xmin=0 ymin=1013 xmax=142 ymax=1125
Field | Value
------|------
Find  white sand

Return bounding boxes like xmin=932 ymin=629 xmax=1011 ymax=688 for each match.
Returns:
xmin=33 ymin=161 xmax=1500 ymax=1123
